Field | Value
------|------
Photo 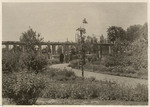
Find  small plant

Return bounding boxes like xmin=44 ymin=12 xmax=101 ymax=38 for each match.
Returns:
xmin=3 ymin=72 xmax=46 ymax=105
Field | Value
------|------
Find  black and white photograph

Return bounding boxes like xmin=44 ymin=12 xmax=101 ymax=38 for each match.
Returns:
xmin=2 ymin=1 xmax=148 ymax=105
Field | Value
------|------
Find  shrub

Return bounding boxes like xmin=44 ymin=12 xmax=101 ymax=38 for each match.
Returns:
xmin=103 ymin=55 xmax=125 ymax=67
xmin=3 ymin=72 xmax=46 ymax=105
xmin=132 ymin=84 xmax=148 ymax=102
xmin=19 ymin=52 xmax=48 ymax=73
xmin=69 ymin=59 xmax=79 ymax=68
xmin=41 ymin=76 xmax=148 ymax=102
xmin=49 ymin=59 xmax=60 ymax=64
xmin=70 ymin=83 xmax=99 ymax=99
xmin=2 ymin=51 xmax=21 ymax=73
xmin=41 ymin=68 xmax=76 ymax=81
xmin=53 ymin=69 xmax=76 ymax=81
xmin=42 ymin=83 xmax=71 ymax=99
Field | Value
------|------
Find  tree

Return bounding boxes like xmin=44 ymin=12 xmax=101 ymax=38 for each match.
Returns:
xmin=107 ymin=26 xmax=126 ymax=44
xmin=20 ymin=28 xmax=44 ymax=52
xmin=85 ymin=36 xmax=92 ymax=53
xmin=137 ymin=23 xmax=147 ymax=41
xmin=76 ymin=18 xmax=88 ymax=78
xmin=19 ymin=28 xmax=48 ymax=73
xmin=76 ymin=27 xmax=86 ymax=37
xmin=126 ymin=24 xmax=142 ymax=42
xmin=100 ymin=34 xmax=105 ymax=43
xmin=92 ymin=36 xmax=98 ymax=54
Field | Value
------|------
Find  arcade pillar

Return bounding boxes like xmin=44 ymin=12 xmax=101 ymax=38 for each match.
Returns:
xmin=109 ymin=46 xmax=111 ymax=54
xmin=47 ymin=45 xmax=51 ymax=59
xmin=13 ymin=45 xmax=16 ymax=53
xmin=6 ymin=44 xmax=9 ymax=51
xmin=62 ymin=45 xmax=65 ymax=54
xmin=52 ymin=45 xmax=56 ymax=55
xmin=66 ymin=45 xmax=69 ymax=54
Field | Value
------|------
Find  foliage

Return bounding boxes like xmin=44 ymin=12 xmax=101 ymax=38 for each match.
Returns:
xmin=19 ymin=52 xmax=48 ymax=73
xmin=20 ymin=28 xmax=44 ymax=52
xmin=126 ymin=37 xmax=148 ymax=75
xmin=41 ymin=75 xmax=148 ymax=102
xmin=3 ymin=67 xmax=148 ymax=103
xmin=77 ymin=35 xmax=99 ymax=54
xmin=126 ymin=23 xmax=148 ymax=71
xmin=2 ymin=51 xmax=21 ymax=73
xmin=68 ymin=59 xmax=80 ymax=69
xmin=126 ymin=24 xmax=142 ymax=42
xmin=85 ymin=36 xmax=98 ymax=54
xmin=107 ymin=26 xmax=126 ymax=43
xmin=3 ymin=72 xmax=46 ymax=105
xmin=100 ymin=34 xmax=105 ymax=43
xmin=49 ymin=59 xmax=60 ymax=64
xmin=103 ymin=23 xmax=148 ymax=78
xmin=53 ymin=69 xmax=76 ymax=81
xmin=76 ymin=27 xmax=86 ymax=35
xmin=2 ymin=48 xmax=48 ymax=75
xmin=41 ymin=68 xmax=77 ymax=82
xmin=139 ymin=23 xmax=148 ymax=40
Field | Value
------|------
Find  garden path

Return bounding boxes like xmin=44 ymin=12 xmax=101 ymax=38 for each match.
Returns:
xmin=50 ymin=63 xmax=148 ymax=87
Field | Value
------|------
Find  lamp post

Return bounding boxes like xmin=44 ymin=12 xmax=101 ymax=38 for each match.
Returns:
xmin=76 ymin=18 xmax=88 ymax=78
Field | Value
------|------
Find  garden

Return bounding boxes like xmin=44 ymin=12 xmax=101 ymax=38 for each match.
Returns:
xmin=2 ymin=27 xmax=148 ymax=105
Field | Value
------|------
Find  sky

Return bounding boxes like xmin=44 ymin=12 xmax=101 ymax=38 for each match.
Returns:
xmin=2 ymin=2 xmax=147 ymax=42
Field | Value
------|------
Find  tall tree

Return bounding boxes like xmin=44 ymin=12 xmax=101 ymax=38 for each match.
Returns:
xmin=107 ymin=26 xmax=126 ymax=44
xmin=92 ymin=36 xmax=98 ymax=54
xmin=20 ymin=28 xmax=44 ymax=52
xmin=126 ymin=24 xmax=142 ymax=42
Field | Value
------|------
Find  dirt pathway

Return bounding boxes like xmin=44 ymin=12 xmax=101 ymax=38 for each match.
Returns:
xmin=50 ymin=63 xmax=148 ymax=87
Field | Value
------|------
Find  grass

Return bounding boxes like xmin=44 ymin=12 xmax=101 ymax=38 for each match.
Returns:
xmin=69 ymin=60 xmax=148 ymax=79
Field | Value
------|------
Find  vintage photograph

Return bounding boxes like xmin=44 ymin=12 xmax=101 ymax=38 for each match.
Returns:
xmin=2 ymin=2 xmax=148 ymax=105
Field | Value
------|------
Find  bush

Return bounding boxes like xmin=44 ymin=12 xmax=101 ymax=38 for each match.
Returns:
xmin=70 ymin=83 xmax=99 ymax=99
xmin=69 ymin=59 xmax=79 ymax=69
xmin=132 ymin=84 xmax=148 ymax=101
xmin=19 ymin=52 xmax=48 ymax=73
xmin=41 ymin=77 xmax=148 ymax=102
xmin=49 ymin=59 xmax=60 ymax=64
xmin=2 ymin=51 xmax=21 ymax=73
xmin=3 ymin=72 xmax=46 ymax=105
xmin=44 ymin=68 xmax=76 ymax=81
xmin=103 ymin=54 xmax=125 ymax=67
xmin=2 ymin=51 xmax=48 ymax=74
